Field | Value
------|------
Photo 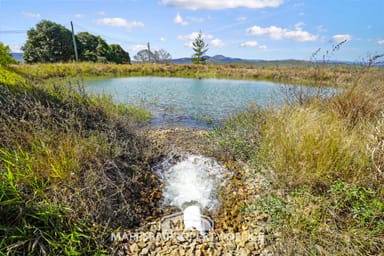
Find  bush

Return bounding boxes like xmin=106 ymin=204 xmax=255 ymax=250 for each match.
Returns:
xmin=0 ymin=42 xmax=17 ymax=66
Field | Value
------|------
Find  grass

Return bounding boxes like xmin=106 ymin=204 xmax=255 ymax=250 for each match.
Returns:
xmin=210 ymin=63 xmax=384 ymax=255
xmin=0 ymin=65 xmax=160 ymax=255
xmin=10 ymin=61 xmax=365 ymax=87
xmin=2 ymin=61 xmax=384 ymax=255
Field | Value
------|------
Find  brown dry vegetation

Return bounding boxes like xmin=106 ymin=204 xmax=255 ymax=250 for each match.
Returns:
xmin=1 ymin=61 xmax=384 ymax=255
xmin=209 ymin=63 xmax=384 ymax=255
xmin=11 ymin=62 xmax=363 ymax=87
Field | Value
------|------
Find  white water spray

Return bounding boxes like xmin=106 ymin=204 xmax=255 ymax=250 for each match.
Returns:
xmin=154 ymin=154 xmax=230 ymax=232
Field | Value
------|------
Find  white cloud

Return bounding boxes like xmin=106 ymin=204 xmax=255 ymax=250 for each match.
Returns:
xmin=174 ymin=12 xmax=188 ymax=26
xmin=177 ymin=32 xmax=213 ymax=41
xmin=161 ymin=0 xmax=284 ymax=10
xmin=237 ymin=16 xmax=248 ymax=22
xmin=378 ymin=39 xmax=384 ymax=45
xmin=178 ymin=32 xmax=224 ymax=48
xmin=317 ymin=25 xmax=327 ymax=33
xmin=183 ymin=41 xmax=194 ymax=48
xmin=160 ymin=37 xmax=166 ymax=42
xmin=22 ymin=12 xmax=41 ymax=18
xmin=74 ymin=14 xmax=84 ymax=19
xmin=210 ymin=38 xmax=224 ymax=47
xmin=294 ymin=22 xmax=305 ymax=30
xmin=331 ymin=34 xmax=352 ymax=44
xmin=259 ymin=44 xmax=267 ymax=49
xmin=240 ymin=41 xmax=258 ymax=47
xmin=130 ymin=44 xmax=148 ymax=52
xmin=96 ymin=18 xmax=144 ymax=30
xmin=187 ymin=16 xmax=204 ymax=23
xmin=9 ymin=44 xmax=23 ymax=53
xmin=246 ymin=25 xmax=318 ymax=42
xmin=98 ymin=11 xmax=106 ymax=16
xmin=240 ymin=41 xmax=267 ymax=49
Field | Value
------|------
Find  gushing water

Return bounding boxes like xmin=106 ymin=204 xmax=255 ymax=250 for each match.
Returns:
xmin=154 ymin=154 xmax=230 ymax=212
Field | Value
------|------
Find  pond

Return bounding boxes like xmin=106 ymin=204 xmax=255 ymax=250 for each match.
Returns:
xmin=84 ymin=77 xmax=326 ymax=128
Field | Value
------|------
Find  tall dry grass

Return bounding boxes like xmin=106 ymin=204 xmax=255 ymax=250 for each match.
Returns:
xmin=210 ymin=63 xmax=384 ymax=255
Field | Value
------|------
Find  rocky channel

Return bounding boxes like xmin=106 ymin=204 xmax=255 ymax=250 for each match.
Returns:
xmin=111 ymin=128 xmax=276 ymax=255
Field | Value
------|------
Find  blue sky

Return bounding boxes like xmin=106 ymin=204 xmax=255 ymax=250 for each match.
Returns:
xmin=0 ymin=0 xmax=383 ymax=61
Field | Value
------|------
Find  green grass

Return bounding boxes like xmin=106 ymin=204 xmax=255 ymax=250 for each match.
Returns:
xmin=0 ymin=66 xmax=159 ymax=255
xmin=0 ymin=66 xmax=26 ymax=87
xmin=210 ymin=64 xmax=384 ymax=255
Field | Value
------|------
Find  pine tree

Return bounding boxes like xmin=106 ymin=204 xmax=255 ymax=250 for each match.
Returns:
xmin=192 ymin=31 xmax=208 ymax=64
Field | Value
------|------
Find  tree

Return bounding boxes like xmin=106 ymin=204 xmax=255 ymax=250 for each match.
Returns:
xmin=154 ymin=49 xmax=172 ymax=64
xmin=108 ymin=44 xmax=131 ymax=64
xmin=95 ymin=36 xmax=110 ymax=63
xmin=76 ymin=32 xmax=99 ymax=62
xmin=133 ymin=49 xmax=156 ymax=63
xmin=22 ymin=20 xmax=74 ymax=63
xmin=192 ymin=31 xmax=208 ymax=64
xmin=133 ymin=48 xmax=171 ymax=63
xmin=0 ymin=42 xmax=17 ymax=66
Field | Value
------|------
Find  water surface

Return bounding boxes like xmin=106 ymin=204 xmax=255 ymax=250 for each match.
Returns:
xmin=84 ymin=77 xmax=313 ymax=127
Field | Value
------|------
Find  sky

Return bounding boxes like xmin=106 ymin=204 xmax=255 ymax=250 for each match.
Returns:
xmin=0 ymin=0 xmax=383 ymax=61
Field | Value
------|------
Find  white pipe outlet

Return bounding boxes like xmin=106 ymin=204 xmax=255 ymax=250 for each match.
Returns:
xmin=183 ymin=205 xmax=203 ymax=232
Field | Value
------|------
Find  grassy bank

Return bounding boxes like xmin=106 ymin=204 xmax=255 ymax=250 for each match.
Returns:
xmin=10 ymin=62 xmax=370 ymax=87
xmin=0 ymin=65 xmax=161 ymax=255
xmin=209 ymin=64 xmax=384 ymax=255
xmin=2 ymin=61 xmax=384 ymax=255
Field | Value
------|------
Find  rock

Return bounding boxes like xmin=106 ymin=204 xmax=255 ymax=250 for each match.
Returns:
xmin=140 ymin=247 xmax=148 ymax=255
xmin=110 ymin=130 xmax=278 ymax=256
xmin=129 ymin=243 xmax=140 ymax=253
xmin=137 ymin=241 xmax=147 ymax=249
xmin=239 ymin=248 xmax=251 ymax=256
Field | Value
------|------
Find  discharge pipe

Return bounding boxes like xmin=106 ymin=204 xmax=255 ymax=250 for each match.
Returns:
xmin=182 ymin=201 xmax=203 ymax=232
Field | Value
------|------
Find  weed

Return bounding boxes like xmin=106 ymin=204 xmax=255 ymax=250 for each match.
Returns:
xmin=209 ymin=106 xmax=264 ymax=162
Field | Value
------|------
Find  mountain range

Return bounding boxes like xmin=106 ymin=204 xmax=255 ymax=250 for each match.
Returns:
xmin=171 ymin=55 xmax=263 ymax=64
xmin=11 ymin=53 xmax=382 ymax=66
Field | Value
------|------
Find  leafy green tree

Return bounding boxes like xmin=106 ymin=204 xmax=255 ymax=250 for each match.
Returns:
xmin=77 ymin=32 xmax=130 ymax=64
xmin=22 ymin=20 xmax=74 ymax=63
xmin=76 ymin=32 xmax=99 ymax=62
xmin=95 ymin=36 xmax=110 ymax=63
xmin=0 ymin=42 xmax=17 ymax=66
xmin=192 ymin=31 xmax=208 ymax=64
xmin=108 ymin=44 xmax=131 ymax=64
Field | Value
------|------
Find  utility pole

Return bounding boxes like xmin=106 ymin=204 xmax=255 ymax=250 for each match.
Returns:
xmin=70 ymin=21 xmax=79 ymax=62
xmin=147 ymin=42 xmax=151 ymax=63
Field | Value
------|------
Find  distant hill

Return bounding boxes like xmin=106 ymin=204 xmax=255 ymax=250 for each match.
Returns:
xmin=12 ymin=52 xmax=380 ymax=66
xmin=172 ymin=55 xmax=264 ymax=64
xmin=171 ymin=55 xmax=378 ymax=67
xmin=11 ymin=52 xmax=24 ymax=63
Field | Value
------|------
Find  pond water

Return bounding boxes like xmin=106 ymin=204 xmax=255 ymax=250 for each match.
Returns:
xmin=84 ymin=77 xmax=323 ymax=128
